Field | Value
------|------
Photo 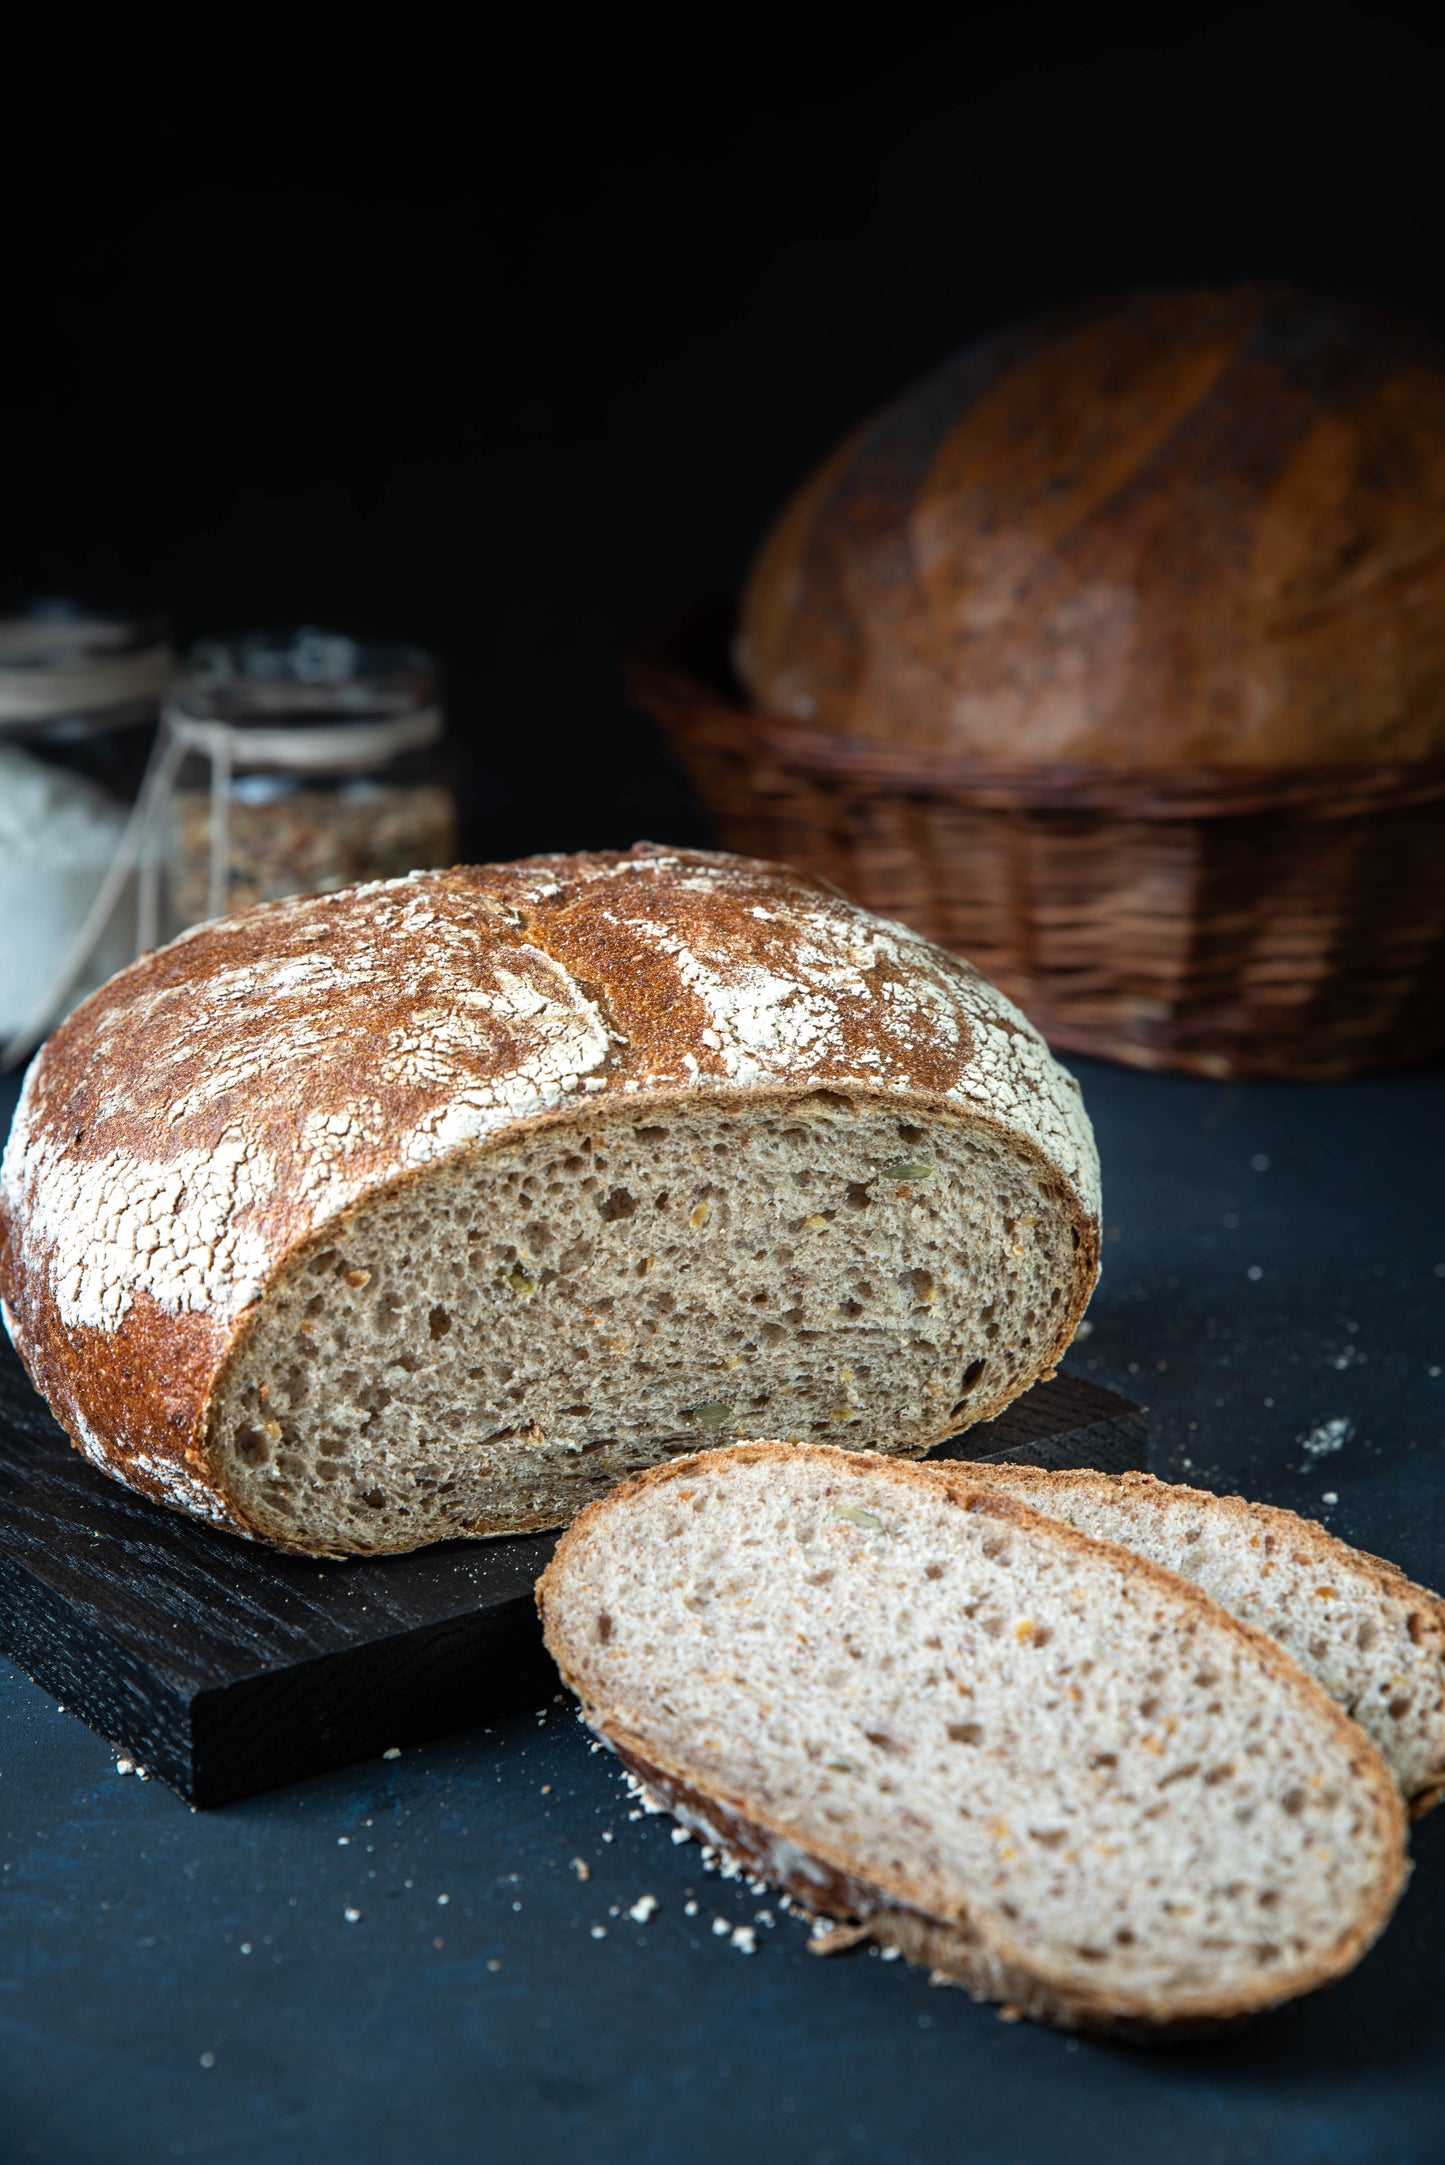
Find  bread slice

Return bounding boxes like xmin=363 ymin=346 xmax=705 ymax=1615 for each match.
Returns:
xmin=944 ymin=1465 xmax=1445 ymax=1815
xmin=538 ymin=1444 xmax=1408 ymax=2036
xmin=0 ymin=846 xmax=1098 ymax=1554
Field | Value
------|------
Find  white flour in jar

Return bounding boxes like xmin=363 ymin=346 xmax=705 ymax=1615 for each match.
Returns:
xmin=0 ymin=744 xmax=132 ymax=1036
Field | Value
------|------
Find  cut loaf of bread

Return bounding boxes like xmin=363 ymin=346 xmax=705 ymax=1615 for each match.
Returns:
xmin=539 ymin=1444 xmax=1408 ymax=2036
xmin=0 ymin=846 xmax=1099 ymax=1555
xmin=948 ymin=1465 xmax=1445 ymax=1814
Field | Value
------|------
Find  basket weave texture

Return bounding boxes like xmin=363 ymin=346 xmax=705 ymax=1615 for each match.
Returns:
xmin=631 ymin=606 xmax=1445 ymax=1080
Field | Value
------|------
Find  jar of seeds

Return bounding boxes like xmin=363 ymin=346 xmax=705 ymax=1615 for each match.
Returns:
xmin=163 ymin=628 xmax=456 ymax=932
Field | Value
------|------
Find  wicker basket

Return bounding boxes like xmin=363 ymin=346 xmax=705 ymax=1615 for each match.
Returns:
xmin=630 ymin=604 xmax=1445 ymax=1080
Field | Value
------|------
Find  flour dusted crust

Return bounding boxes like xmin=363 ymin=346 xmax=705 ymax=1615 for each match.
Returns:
xmin=0 ymin=845 xmax=1100 ymax=1536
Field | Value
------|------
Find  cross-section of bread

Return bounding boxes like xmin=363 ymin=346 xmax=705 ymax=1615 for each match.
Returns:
xmin=539 ymin=1444 xmax=1408 ymax=2036
xmin=944 ymin=1465 xmax=1445 ymax=1815
xmin=0 ymin=846 xmax=1099 ymax=1554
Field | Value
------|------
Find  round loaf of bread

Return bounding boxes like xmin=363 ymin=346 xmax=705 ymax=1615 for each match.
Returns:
xmin=738 ymin=285 xmax=1445 ymax=766
xmin=0 ymin=846 xmax=1100 ymax=1556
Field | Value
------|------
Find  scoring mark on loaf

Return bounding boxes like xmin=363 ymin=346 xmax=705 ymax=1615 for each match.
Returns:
xmin=521 ymin=849 xmax=1099 ymax=1208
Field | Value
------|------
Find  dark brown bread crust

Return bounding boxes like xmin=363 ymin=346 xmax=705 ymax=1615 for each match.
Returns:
xmin=0 ymin=847 xmax=1099 ymax=1541
xmin=539 ymin=1445 xmax=1409 ymax=2036
xmin=738 ymin=286 xmax=1445 ymax=767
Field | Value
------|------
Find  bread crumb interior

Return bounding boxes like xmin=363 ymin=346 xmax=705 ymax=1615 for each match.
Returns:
xmin=212 ymin=1096 xmax=1080 ymax=1552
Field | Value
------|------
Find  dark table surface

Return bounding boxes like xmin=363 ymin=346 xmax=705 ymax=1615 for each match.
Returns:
xmin=2 ymin=1054 xmax=1443 ymax=2165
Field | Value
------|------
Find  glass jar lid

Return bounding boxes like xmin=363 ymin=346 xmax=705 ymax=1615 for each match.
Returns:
xmin=169 ymin=627 xmax=440 ymax=773
xmin=0 ymin=599 xmax=173 ymax=736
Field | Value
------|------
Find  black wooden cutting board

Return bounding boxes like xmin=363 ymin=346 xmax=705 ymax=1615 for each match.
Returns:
xmin=0 ymin=1339 xmax=1145 ymax=1806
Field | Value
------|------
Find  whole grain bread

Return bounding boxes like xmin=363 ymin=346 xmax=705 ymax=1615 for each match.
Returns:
xmin=539 ymin=1443 xmax=1408 ymax=2037
xmin=948 ymin=1464 xmax=1445 ymax=1814
xmin=0 ymin=846 xmax=1099 ymax=1555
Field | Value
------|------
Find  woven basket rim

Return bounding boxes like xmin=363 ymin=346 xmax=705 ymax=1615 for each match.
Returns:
xmin=629 ymin=600 xmax=1445 ymax=819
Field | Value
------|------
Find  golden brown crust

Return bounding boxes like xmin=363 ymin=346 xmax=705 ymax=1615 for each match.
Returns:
xmin=539 ymin=1443 xmax=1409 ymax=2035
xmin=0 ymin=847 xmax=1099 ymax=1540
xmin=738 ymin=285 xmax=1445 ymax=768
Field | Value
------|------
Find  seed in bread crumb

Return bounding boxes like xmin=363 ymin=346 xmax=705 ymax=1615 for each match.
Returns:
xmin=832 ymin=1503 xmax=887 ymax=1534
xmin=629 ymin=1894 xmax=659 ymax=1923
xmin=682 ymin=1400 xmax=732 ymax=1430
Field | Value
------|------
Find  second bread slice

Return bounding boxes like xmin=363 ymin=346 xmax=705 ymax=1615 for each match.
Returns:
xmin=539 ymin=1444 xmax=1407 ymax=2035
xmin=952 ymin=1466 xmax=1445 ymax=1814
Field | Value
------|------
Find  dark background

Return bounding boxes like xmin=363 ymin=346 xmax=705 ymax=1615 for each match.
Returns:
xmin=6 ymin=9 xmax=1445 ymax=2163
xmin=6 ymin=1 xmax=1445 ymax=855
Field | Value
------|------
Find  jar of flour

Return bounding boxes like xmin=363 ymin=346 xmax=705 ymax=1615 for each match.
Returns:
xmin=0 ymin=601 xmax=173 ymax=1047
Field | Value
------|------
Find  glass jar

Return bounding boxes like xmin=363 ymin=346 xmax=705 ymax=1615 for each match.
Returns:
xmin=162 ymin=628 xmax=457 ymax=933
xmin=0 ymin=600 xmax=172 ymax=1051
